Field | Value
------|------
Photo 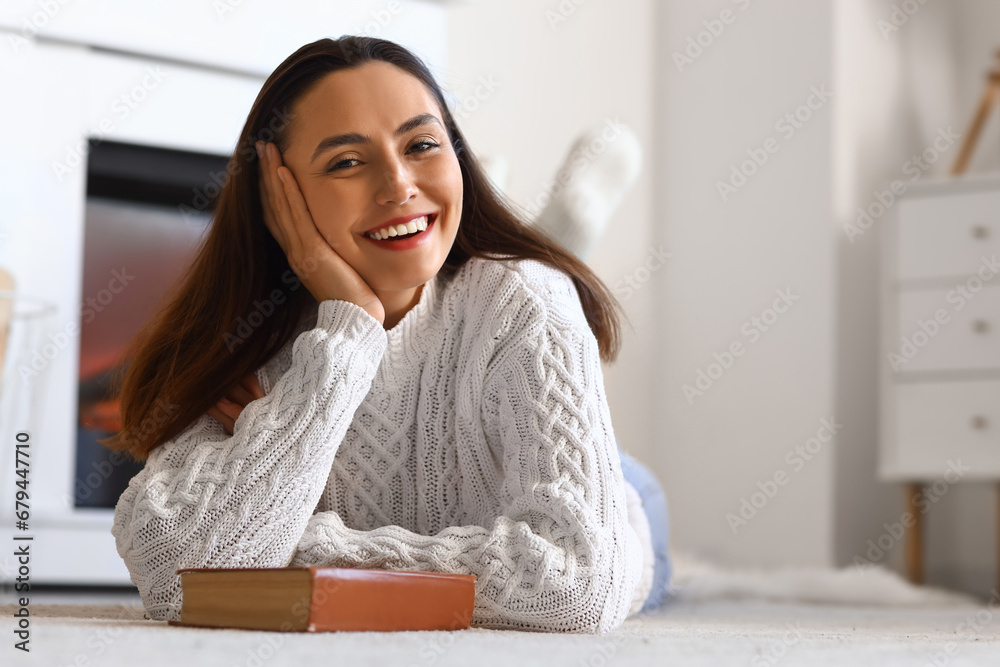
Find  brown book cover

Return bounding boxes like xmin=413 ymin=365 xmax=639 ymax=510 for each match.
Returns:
xmin=166 ymin=566 xmax=476 ymax=632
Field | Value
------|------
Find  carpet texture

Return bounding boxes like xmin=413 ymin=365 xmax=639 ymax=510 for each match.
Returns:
xmin=4 ymin=553 xmax=999 ymax=666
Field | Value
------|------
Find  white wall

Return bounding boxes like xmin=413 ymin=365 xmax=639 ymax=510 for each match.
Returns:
xmin=652 ymin=0 xmax=837 ymax=567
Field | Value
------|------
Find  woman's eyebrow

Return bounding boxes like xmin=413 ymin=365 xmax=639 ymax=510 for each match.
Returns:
xmin=310 ymin=113 xmax=443 ymax=163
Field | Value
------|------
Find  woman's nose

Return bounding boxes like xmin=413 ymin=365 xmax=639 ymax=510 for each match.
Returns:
xmin=376 ymin=162 xmax=418 ymax=205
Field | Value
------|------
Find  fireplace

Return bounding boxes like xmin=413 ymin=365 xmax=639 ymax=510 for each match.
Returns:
xmin=75 ymin=140 xmax=227 ymax=508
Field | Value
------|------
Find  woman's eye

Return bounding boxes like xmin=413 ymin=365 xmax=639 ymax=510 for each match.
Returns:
xmin=326 ymin=158 xmax=360 ymax=172
xmin=324 ymin=141 xmax=439 ymax=173
xmin=410 ymin=140 xmax=440 ymax=153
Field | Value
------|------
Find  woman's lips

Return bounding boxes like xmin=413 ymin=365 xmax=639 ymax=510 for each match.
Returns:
xmin=362 ymin=214 xmax=436 ymax=251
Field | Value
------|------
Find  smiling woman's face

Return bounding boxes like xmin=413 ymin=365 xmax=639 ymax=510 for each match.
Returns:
xmin=279 ymin=60 xmax=463 ymax=298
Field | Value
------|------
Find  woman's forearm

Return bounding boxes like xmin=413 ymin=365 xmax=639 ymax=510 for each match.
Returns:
xmin=111 ymin=299 xmax=387 ymax=621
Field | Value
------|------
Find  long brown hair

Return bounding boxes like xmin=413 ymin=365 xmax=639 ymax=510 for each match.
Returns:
xmin=102 ymin=36 xmax=628 ymax=461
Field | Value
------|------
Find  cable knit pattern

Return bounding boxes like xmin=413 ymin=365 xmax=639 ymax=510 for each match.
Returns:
xmin=111 ymin=256 xmax=647 ymax=634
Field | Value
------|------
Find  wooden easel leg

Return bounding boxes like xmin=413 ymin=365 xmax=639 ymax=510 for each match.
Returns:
xmin=952 ymin=73 xmax=1000 ymax=176
xmin=904 ymin=482 xmax=924 ymax=585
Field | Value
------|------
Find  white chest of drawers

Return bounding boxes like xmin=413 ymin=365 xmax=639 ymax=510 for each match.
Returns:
xmin=878 ymin=173 xmax=1000 ymax=587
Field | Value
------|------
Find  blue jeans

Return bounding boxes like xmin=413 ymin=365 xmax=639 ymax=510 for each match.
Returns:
xmin=617 ymin=443 xmax=672 ymax=612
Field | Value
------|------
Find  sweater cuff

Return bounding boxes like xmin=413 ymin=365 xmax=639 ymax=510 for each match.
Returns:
xmin=316 ymin=299 xmax=387 ymax=354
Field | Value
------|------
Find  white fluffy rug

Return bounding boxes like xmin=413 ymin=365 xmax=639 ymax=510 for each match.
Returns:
xmin=4 ymin=553 xmax=999 ymax=667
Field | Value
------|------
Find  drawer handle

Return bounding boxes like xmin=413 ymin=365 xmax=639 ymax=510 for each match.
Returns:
xmin=971 ymin=225 xmax=990 ymax=240
xmin=971 ymin=415 xmax=989 ymax=430
xmin=972 ymin=319 xmax=991 ymax=334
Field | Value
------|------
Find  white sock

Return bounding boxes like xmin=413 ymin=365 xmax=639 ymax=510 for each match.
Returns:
xmin=528 ymin=120 xmax=642 ymax=262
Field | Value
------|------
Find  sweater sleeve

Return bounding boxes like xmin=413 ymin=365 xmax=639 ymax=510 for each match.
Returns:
xmin=110 ymin=299 xmax=387 ymax=622
xmin=288 ymin=280 xmax=643 ymax=634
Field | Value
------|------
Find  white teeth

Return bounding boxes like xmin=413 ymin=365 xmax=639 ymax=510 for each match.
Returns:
xmin=368 ymin=215 xmax=430 ymax=240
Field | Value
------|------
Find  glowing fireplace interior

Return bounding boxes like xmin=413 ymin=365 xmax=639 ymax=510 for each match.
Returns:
xmin=75 ymin=140 xmax=227 ymax=507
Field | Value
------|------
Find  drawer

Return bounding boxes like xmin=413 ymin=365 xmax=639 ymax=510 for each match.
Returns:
xmin=896 ymin=190 xmax=1000 ymax=281
xmin=893 ymin=284 xmax=1000 ymax=372
xmin=893 ymin=380 xmax=1000 ymax=478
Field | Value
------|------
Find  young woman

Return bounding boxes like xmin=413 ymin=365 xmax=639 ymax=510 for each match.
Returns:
xmin=106 ymin=35 xmax=671 ymax=634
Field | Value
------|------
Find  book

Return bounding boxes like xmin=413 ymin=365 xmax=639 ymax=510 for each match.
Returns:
xmin=166 ymin=566 xmax=476 ymax=632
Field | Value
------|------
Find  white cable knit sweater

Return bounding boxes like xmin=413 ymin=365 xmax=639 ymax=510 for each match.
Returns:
xmin=111 ymin=256 xmax=652 ymax=634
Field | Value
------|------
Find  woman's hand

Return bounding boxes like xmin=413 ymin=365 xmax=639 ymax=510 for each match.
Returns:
xmin=207 ymin=373 xmax=266 ymax=436
xmin=257 ymin=141 xmax=385 ymax=325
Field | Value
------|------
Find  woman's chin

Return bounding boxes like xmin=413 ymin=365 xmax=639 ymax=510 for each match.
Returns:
xmin=366 ymin=259 xmax=446 ymax=289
